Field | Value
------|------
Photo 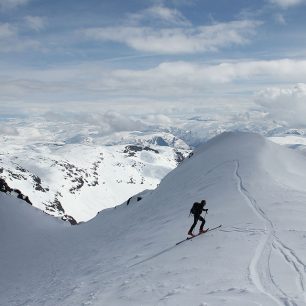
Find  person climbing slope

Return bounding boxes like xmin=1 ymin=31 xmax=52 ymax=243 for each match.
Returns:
xmin=188 ymin=200 xmax=208 ymax=237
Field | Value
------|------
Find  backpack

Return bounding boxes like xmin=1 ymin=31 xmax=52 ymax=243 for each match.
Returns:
xmin=190 ymin=202 xmax=199 ymax=214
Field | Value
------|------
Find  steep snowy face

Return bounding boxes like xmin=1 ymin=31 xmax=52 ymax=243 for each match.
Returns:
xmin=1 ymin=132 xmax=306 ymax=306
xmin=0 ymin=131 xmax=191 ymax=223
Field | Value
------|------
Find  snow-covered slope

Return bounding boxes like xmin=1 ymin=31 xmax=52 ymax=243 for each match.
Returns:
xmin=1 ymin=132 xmax=306 ymax=306
xmin=0 ymin=131 xmax=190 ymax=222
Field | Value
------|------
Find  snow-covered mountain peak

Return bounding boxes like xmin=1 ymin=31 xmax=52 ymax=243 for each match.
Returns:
xmin=194 ymin=131 xmax=266 ymax=155
xmin=98 ymin=130 xmax=190 ymax=150
xmin=1 ymin=132 xmax=306 ymax=306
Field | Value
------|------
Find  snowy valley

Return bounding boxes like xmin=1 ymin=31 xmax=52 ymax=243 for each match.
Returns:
xmin=1 ymin=132 xmax=306 ymax=306
xmin=0 ymin=130 xmax=190 ymax=222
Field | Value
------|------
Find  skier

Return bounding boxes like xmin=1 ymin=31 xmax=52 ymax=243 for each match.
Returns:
xmin=188 ymin=200 xmax=208 ymax=237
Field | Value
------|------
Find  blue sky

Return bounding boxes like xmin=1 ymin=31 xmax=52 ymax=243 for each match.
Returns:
xmin=0 ymin=0 xmax=306 ymax=120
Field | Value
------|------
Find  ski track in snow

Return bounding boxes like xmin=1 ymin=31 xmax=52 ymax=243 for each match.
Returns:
xmin=130 ymin=159 xmax=306 ymax=305
xmin=234 ymin=160 xmax=306 ymax=306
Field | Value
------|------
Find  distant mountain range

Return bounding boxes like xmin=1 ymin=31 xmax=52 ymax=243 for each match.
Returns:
xmin=0 ymin=131 xmax=191 ymax=223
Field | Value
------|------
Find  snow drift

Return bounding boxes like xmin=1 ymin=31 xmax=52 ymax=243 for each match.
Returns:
xmin=1 ymin=132 xmax=306 ymax=306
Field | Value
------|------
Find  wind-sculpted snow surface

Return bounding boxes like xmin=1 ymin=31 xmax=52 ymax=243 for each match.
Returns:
xmin=1 ymin=132 xmax=306 ymax=306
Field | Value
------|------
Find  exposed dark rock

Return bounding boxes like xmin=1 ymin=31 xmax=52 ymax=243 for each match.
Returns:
xmin=127 ymin=196 xmax=132 ymax=205
xmin=61 ymin=214 xmax=77 ymax=225
xmin=123 ymin=145 xmax=159 ymax=157
xmin=127 ymin=177 xmax=136 ymax=184
xmin=32 ymin=174 xmax=49 ymax=192
xmin=126 ymin=195 xmax=142 ymax=205
xmin=43 ymin=194 xmax=77 ymax=224
xmin=0 ymin=178 xmax=32 ymax=205
xmin=91 ymin=180 xmax=98 ymax=186
xmin=69 ymin=177 xmax=85 ymax=193
xmin=45 ymin=196 xmax=65 ymax=213
xmin=144 ymin=146 xmax=159 ymax=154
xmin=16 ymin=166 xmax=27 ymax=173
xmin=174 ymin=150 xmax=185 ymax=164
xmin=7 ymin=169 xmax=26 ymax=180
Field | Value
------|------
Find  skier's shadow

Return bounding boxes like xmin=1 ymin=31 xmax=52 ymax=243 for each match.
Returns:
xmin=128 ymin=244 xmax=178 ymax=268
xmin=129 ymin=225 xmax=222 ymax=268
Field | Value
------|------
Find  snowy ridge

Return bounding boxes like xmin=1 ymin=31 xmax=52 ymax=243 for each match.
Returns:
xmin=1 ymin=132 xmax=306 ymax=305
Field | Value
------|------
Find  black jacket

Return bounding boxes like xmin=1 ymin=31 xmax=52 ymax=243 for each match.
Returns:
xmin=190 ymin=202 xmax=207 ymax=216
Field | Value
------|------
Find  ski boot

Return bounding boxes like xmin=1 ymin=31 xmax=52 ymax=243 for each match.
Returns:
xmin=188 ymin=230 xmax=195 ymax=237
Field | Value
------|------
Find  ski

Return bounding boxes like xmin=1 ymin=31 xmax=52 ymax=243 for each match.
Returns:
xmin=176 ymin=225 xmax=222 ymax=245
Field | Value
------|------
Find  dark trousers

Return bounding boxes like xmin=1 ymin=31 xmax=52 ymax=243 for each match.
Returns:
xmin=189 ymin=214 xmax=205 ymax=233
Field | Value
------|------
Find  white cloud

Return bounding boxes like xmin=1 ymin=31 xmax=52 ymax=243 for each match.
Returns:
xmin=0 ymin=0 xmax=30 ymax=10
xmin=0 ymin=22 xmax=41 ymax=52
xmin=128 ymin=5 xmax=191 ymax=26
xmin=0 ymin=22 xmax=16 ymax=39
xmin=0 ymin=39 xmax=40 ymax=52
xmin=269 ymin=0 xmax=306 ymax=8
xmin=274 ymin=13 xmax=286 ymax=24
xmin=2 ymin=59 xmax=306 ymax=103
xmin=97 ymin=111 xmax=146 ymax=134
xmin=88 ymin=59 xmax=306 ymax=94
xmin=141 ymin=114 xmax=173 ymax=126
xmin=43 ymin=111 xmax=146 ymax=135
xmin=81 ymin=20 xmax=261 ymax=54
xmin=24 ymin=16 xmax=46 ymax=31
xmin=147 ymin=5 xmax=190 ymax=25
xmin=256 ymin=83 xmax=306 ymax=126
